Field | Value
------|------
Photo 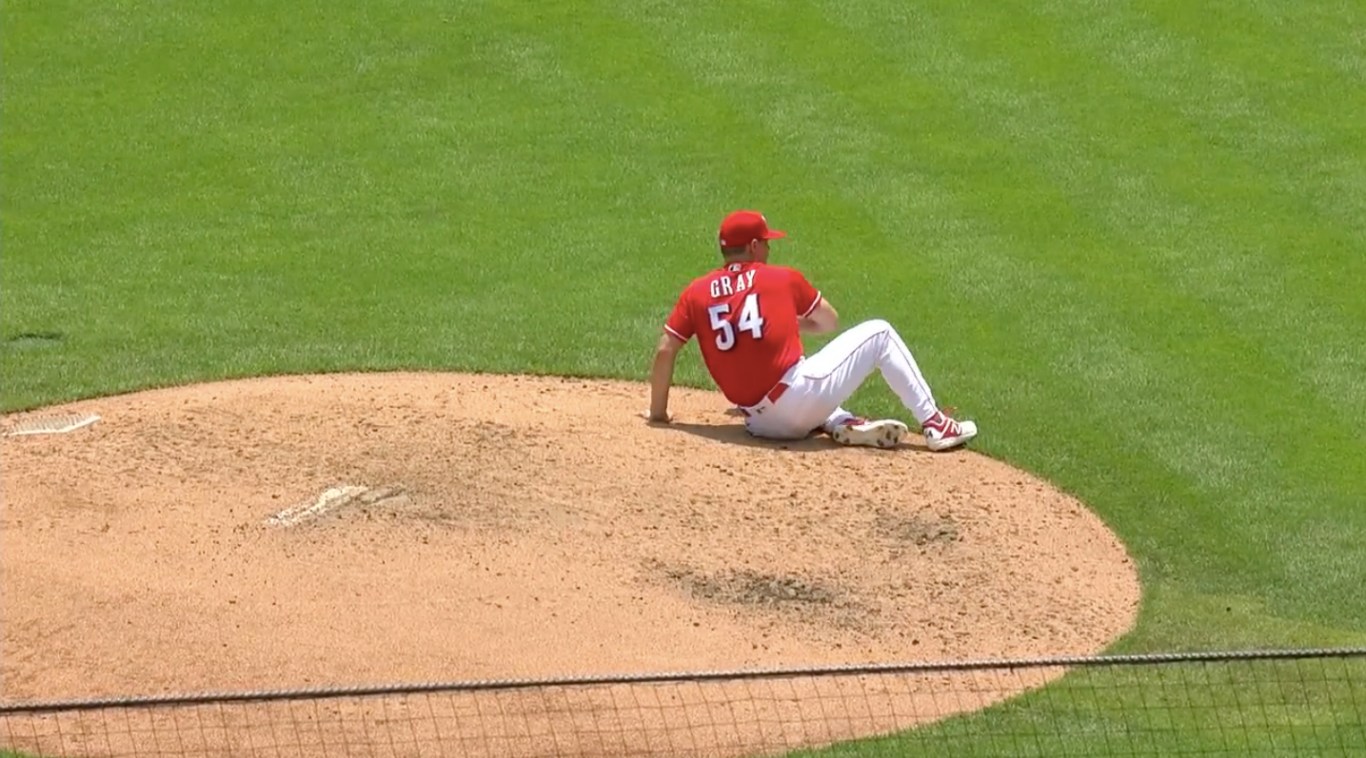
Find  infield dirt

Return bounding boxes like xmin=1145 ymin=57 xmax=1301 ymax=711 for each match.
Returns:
xmin=1 ymin=372 xmax=1141 ymax=756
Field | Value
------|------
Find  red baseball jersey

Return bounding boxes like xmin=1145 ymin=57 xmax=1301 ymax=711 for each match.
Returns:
xmin=664 ymin=261 xmax=822 ymax=407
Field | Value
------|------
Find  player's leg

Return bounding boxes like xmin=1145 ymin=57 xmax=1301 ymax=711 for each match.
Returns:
xmin=741 ymin=377 xmax=862 ymax=441
xmin=750 ymin=405 xmax=906 ymax=448
xmin=744 ymin=324 xmax=919 ymax=441
xmin=793 ymin=319 xmax=977 ymax=450
xmin=797 ymin=319 xmax=939 ymax=422
xmin=820 ymin=406 xmax=859 ymax=433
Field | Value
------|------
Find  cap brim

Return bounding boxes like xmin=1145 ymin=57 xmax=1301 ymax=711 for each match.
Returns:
xmin=763 ymin=229 xmax=787 ymax=240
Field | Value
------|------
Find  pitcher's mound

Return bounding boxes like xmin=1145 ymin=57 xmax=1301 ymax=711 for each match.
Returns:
xmin=1 ymin=371 xmax=1140 ymax=755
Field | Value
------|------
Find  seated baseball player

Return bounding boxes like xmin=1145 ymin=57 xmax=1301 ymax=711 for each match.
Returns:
xmin=645 ymin=209 xmax=977 ymax=451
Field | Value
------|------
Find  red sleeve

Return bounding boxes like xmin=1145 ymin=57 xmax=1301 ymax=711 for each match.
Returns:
xmin=790 ymin=269 xmax=822 ymax=318
xmin=664 ymin=288 xmax=695 ymax=342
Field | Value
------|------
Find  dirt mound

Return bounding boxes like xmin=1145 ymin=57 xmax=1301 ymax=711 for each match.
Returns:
xmin=0 ymin=372 xmax=1141 ymax=756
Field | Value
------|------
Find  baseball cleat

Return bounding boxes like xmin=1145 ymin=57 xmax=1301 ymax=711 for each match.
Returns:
xmin=921 ymin=409 xmax=978 ymax=451
xmin=830 ymin=418 xmax=909 ymax=449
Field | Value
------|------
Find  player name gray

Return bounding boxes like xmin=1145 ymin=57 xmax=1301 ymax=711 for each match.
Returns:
xmin=709 ymin=269 xmax=758 ymax=299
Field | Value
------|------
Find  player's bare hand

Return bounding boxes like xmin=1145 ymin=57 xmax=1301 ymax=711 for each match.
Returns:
xmin=640 ymin=410 xmax=673 ymax=425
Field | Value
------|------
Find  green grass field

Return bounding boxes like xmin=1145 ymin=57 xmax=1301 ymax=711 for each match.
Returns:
xmin=3 ymin=0 xmax=1364 ymax=754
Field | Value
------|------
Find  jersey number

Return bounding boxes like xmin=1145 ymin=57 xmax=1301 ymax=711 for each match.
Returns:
xmin=707 ymin=293 xmax=765 ymax=351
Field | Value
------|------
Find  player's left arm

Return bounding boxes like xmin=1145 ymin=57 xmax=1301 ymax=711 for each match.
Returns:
xmin=647 ymin=330 xmax=686 ymax=423
xmin=649 ymin=290 xmax=694 ymax=424
xmin=800 ymin=299 xmax=839 ymax=334
xmin=791 ymin=269 xmax=838 ymax=334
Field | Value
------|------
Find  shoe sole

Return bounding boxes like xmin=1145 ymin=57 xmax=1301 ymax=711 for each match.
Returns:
xmin=924 ymin=420 xmax=978 ymax=451
xmin=831 ymin=420 xmax=909 ymax=449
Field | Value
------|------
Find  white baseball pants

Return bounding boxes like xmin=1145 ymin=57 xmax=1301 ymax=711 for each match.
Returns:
xmin=741 ymin=319 xmax=943 ymax=440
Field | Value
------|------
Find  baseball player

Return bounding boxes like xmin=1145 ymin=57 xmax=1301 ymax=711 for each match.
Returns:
xmin=644 ymin=209 xmax=978 ymax=451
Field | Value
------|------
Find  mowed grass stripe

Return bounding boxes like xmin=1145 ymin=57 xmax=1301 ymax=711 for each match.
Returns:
xmin=3 ymin=2 xmax=501 ymax=401
xmin=1029 ymin=0 xmax=1366 ymax=424
xmin=824 ymin=652 xmax=1366 ymax=757
xmin=3 ymin=2 xmax=734 ymax=403
xmin=919 ymin=0 xmax=1366 ymax=617
xmin=799 ymin=1 xmax=1366 ymax=630
xmin=919 ymin=0 xmax=1365 ymax=448
xmin=1150 ymin=0 xmax=1366 ymax=135
xmin=968 ymin=0 xmax=1366 ymax=625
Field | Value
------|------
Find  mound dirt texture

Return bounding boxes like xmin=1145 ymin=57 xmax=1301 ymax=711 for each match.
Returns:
xmin=1 ymin=372 xmax=1141 ymax=757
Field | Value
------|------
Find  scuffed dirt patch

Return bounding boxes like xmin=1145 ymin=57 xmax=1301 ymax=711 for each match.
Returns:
xmin=872 ymin=510 xmax=961 ymax=547
xmin=1 ymin=371 xmax=1142 ymax=757
xmin=648 ymin=561 xmax=878 ymax=641
xmin=676 ymin=568 xmax=842 ymax=608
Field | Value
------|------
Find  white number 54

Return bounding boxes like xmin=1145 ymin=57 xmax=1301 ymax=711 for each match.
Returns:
xmin=707 ymin=293 xmax=765 ymax=351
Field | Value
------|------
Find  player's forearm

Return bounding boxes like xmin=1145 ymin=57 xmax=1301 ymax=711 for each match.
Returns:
xmin=648 ymin=350 xmax=676 ymax=420
xmin=799 ymin=317 xmax=836 ymax=335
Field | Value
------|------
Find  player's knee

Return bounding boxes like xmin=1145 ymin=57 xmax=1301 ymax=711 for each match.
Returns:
xmin=865 ymin=318 xmax=892 ymax=334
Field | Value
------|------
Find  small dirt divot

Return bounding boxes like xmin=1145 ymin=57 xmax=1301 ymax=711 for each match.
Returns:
xmin=872 ymin=512 xmax=960 ymax=546
xmin=3 ymin=331 xmax=64 ymax=349
xmin=660 ymin=564 xmax=840 ymax=608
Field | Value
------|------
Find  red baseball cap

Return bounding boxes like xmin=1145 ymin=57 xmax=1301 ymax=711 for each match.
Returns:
xmin=718 ymin=210 xmax=787 ymax=248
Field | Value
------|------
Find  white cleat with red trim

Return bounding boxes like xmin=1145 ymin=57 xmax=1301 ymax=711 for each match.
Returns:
xmin=830 ymin=418 xmax=909 ymax=449
xmin=921 ymin=409 xmax=978 ymax=451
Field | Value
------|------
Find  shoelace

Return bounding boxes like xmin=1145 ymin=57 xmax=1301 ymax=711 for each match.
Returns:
xmin=925 ymin=407 xmax=960 ymax=435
